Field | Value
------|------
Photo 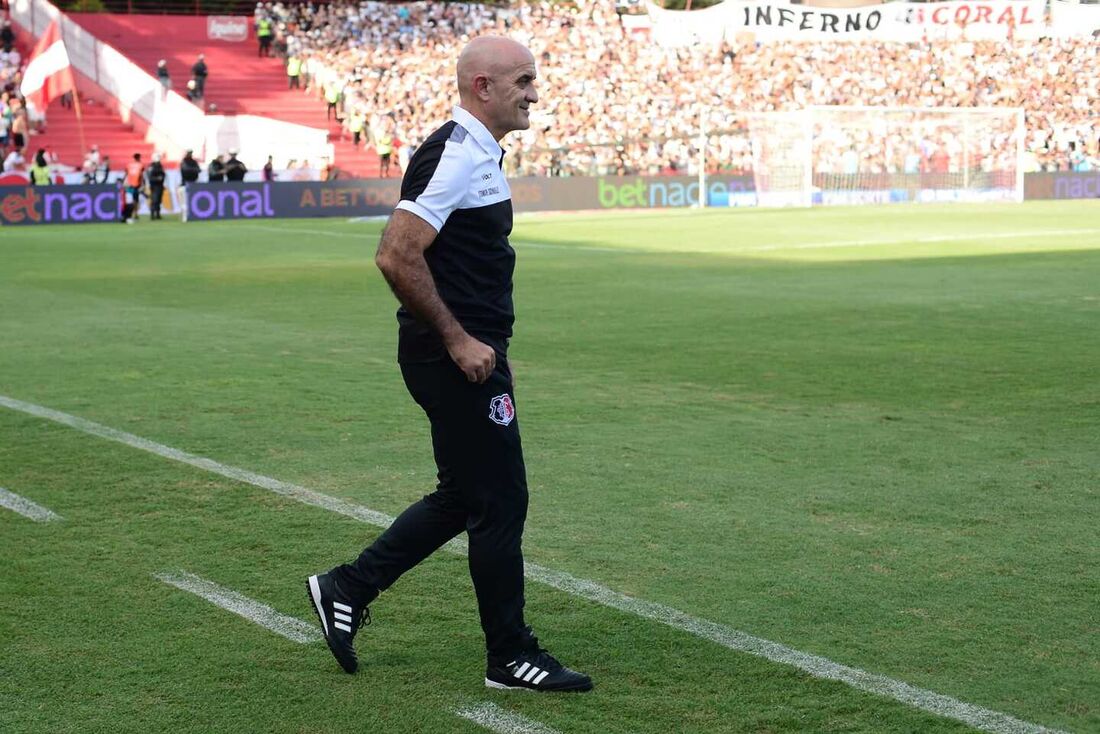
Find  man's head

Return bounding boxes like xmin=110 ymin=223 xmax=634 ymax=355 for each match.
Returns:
xmin=456 ymin=35 xmax=538 ymax=142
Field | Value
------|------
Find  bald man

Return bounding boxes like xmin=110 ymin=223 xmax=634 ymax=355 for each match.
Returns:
xmin=307 ymin=37 xmax=592 ymax=693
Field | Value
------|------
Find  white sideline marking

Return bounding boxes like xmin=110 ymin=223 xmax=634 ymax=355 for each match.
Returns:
xmin=0 ymin=394 xmax=1066 ymax=734
xmin=0 ymin=487 xmax=62 ymax=522
xmin=740 ymin=228 xmax=1100 ymax=253
xmin=154 ymin=571 xmax=320 ymax=644
xmin=240 ymin=223 xmax=1100 ymax=256
xmin=455 ymin=702 xmax=561 ymax=734
xmin=0 ymin=395 xmax=395 ymax=530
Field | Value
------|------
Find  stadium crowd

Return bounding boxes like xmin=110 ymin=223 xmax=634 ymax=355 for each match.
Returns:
xmin=255 ymin=0 xmax=1099 ymax=178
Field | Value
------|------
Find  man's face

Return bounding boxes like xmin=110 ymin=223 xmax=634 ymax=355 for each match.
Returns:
xmin=487 ymin=54 xmax=539 ymax=138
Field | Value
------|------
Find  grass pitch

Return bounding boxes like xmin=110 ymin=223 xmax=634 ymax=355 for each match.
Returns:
xmin=1 ymin=202 xmax=1098 ymax=733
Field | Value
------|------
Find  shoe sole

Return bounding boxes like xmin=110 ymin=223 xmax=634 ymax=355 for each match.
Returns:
xmin=484 ymin=677 xmax=593 ymax=693
xmin=306 ymin=576 xmax=357 ymax=675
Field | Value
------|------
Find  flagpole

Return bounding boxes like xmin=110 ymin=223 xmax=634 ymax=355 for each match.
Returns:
xmin=71 ymin=82 xmax=87 ymax=158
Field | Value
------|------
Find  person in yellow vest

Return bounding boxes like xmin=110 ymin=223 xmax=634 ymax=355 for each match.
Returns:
xmin=349 ymin=112 xmax=365 ymax=149
xmin=287 ymin=54 xmax=302 ymax=90
xmin=325 ymin=83 xmax=342 ymax=121
xmin=29 ymin=148 xmax=51 ymax=186
xmin=256 ymin=16 xmax=274 ymax=58
xmin=376 ymin=129 xmax=393 ymax=178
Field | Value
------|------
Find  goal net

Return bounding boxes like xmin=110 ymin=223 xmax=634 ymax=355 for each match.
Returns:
xmin=746 ymin=106 xmax=1024 ymax=207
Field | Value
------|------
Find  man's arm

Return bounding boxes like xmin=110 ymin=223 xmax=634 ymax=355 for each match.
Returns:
xmin=375 ymin=208 xmax=496 ymax=383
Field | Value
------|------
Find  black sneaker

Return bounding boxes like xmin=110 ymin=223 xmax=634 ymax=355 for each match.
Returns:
xmin=485 ymin=648 xmax=593 ymax=692
xmin=306 ymin=572 xmax=370 ymax=674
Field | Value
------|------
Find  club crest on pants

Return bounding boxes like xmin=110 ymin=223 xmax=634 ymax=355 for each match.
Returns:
xmin=489 ymin=393 xmax=515 ymax=426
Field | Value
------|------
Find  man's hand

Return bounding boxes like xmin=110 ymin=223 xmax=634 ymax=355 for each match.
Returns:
xmin=446 ymin=333 xmax=496 ymax=383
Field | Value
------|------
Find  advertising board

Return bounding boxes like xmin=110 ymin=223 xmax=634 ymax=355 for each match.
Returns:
xmin=0 ymin=184 xmax=121 ymax=226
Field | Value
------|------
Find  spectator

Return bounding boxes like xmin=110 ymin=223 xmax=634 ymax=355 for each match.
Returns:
xmin=98 ymin=155 xmax=112 ymax=184
xmin=10 ymin=98 xmax=28 ymax=151
xmin=1 ymin=20 xmax=15 ymax=51
xmin=262 ymin=155 xmax=275 ymax=181
xmin=261 ymin=1 xmax=1097 ymax=179
xmin=3 ymin=146 xmax=24 ymax=172
xmin=156 ymin=60 xmax=171 ymax=97
xmin=191 ymin=53 xmax=208 ymax=98
xmin=82 ymin=144 xmax=101 ymax=183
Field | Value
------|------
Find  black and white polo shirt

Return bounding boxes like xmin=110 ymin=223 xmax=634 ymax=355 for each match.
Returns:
xmin=394 ymin=105 xmax=516 ymax=363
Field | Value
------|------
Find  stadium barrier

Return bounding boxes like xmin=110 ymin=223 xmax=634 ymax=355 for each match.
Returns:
xmin=0 ymin=184 xmax=121 ymax=226
xmin=4 ymin=172 xmax=1093 ymax=226
xmin=1025 ymin=172 xmax=1100 ymax=201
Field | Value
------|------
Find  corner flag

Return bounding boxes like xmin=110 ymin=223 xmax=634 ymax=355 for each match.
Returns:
xmin=19 ymin=20 xmax=75 ymax=112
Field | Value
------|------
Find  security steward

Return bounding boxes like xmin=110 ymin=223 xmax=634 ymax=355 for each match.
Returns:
xmin=29 ymin=149 xmax=51 ymax=186
xmin=224 ymin=150 xmax=247 ymax=182
xmin=307 ymin=36 xmax=592 ymax=694
xmin=256 ymin=15 xmax=273 ymax=57
xmin=146 ymin=153 xmax=166 ymax=220
xmin=207 ymin=154 xmax=226 ymax=182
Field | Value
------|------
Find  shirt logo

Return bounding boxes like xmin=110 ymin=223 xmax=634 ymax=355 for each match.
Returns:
xmin=478 ymin=186 xmax=500 ymax=197
xmin=489 ymin=394 xmax=515 ymax=426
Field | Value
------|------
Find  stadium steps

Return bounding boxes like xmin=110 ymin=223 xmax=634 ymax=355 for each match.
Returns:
xmin=68 ymin=13 xmax=381 ymax=178
xmin=11 ymin=28 xmax=154 ymax=174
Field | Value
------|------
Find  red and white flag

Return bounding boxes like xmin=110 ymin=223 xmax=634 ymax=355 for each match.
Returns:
xmin=19 ymin=20 xmax=75 ymax=112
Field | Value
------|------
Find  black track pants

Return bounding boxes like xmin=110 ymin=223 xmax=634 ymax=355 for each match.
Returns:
xmin=336 ymin=356 xmax=533 ymax=664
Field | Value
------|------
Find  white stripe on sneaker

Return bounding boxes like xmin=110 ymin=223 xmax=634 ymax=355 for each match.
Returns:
xmin=513 ymin=662 xmax=530 ymax=678
xmin=334 ymin=611 xmax=352 ymax=623
xmin=523 ymin=666 xmax=541 ymax=683
xmin=333 ymin=601 xmax=352 ymax=613
xmin=334 ymin=621 xmax=352 ymax=633
xmin=308 ymin=576 xmax=328 ymax=636
xmin=532 ymin=670 xmax=550 ymax=686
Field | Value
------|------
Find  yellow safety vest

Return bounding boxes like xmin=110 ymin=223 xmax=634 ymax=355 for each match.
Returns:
xmin=258 ymin=18 xmax=272 ymax=37
xmin=287 ymin=56 xmax=302 ymax=76
xmin=376 ymin=134 xmax=393 ymax=156
xmin=30 ymin=163 xmax=51 ymax=185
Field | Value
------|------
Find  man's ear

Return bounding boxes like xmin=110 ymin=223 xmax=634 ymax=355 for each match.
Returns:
xmin=474 ymin=74 xmax=492 ymax=100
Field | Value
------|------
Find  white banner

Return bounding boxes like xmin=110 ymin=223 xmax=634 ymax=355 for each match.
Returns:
xmin=645 ymin=0 xmax=1052 ymax=45
xmin=1048 ymin=0 xmax=1100 ymax=39
xmin=899 ymin=0 xmax=1046 ymax=40
xmin=207 ymin=16 xmax=249 ymax=42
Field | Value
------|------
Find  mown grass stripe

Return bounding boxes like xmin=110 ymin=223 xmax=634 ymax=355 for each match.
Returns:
xmin=0 ymin=393 xmax=1066 ymax=734
xmin=454 ymin=702 xmax=561 ymax=734
xmin=0 ymin=486 xmax=62 ymax=522
xmin=154 ymin=571 xmax=321 ymax=644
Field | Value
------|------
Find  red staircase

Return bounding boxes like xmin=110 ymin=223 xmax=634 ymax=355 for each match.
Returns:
xmin=68 ymin=13 xmax=381 ymax=177
xmin=11 ymin=28 xmax=153 ymax=172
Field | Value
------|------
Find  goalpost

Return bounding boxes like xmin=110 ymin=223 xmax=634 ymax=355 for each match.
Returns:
xmin=743 ymin=106 xmax=1025 ymax=207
